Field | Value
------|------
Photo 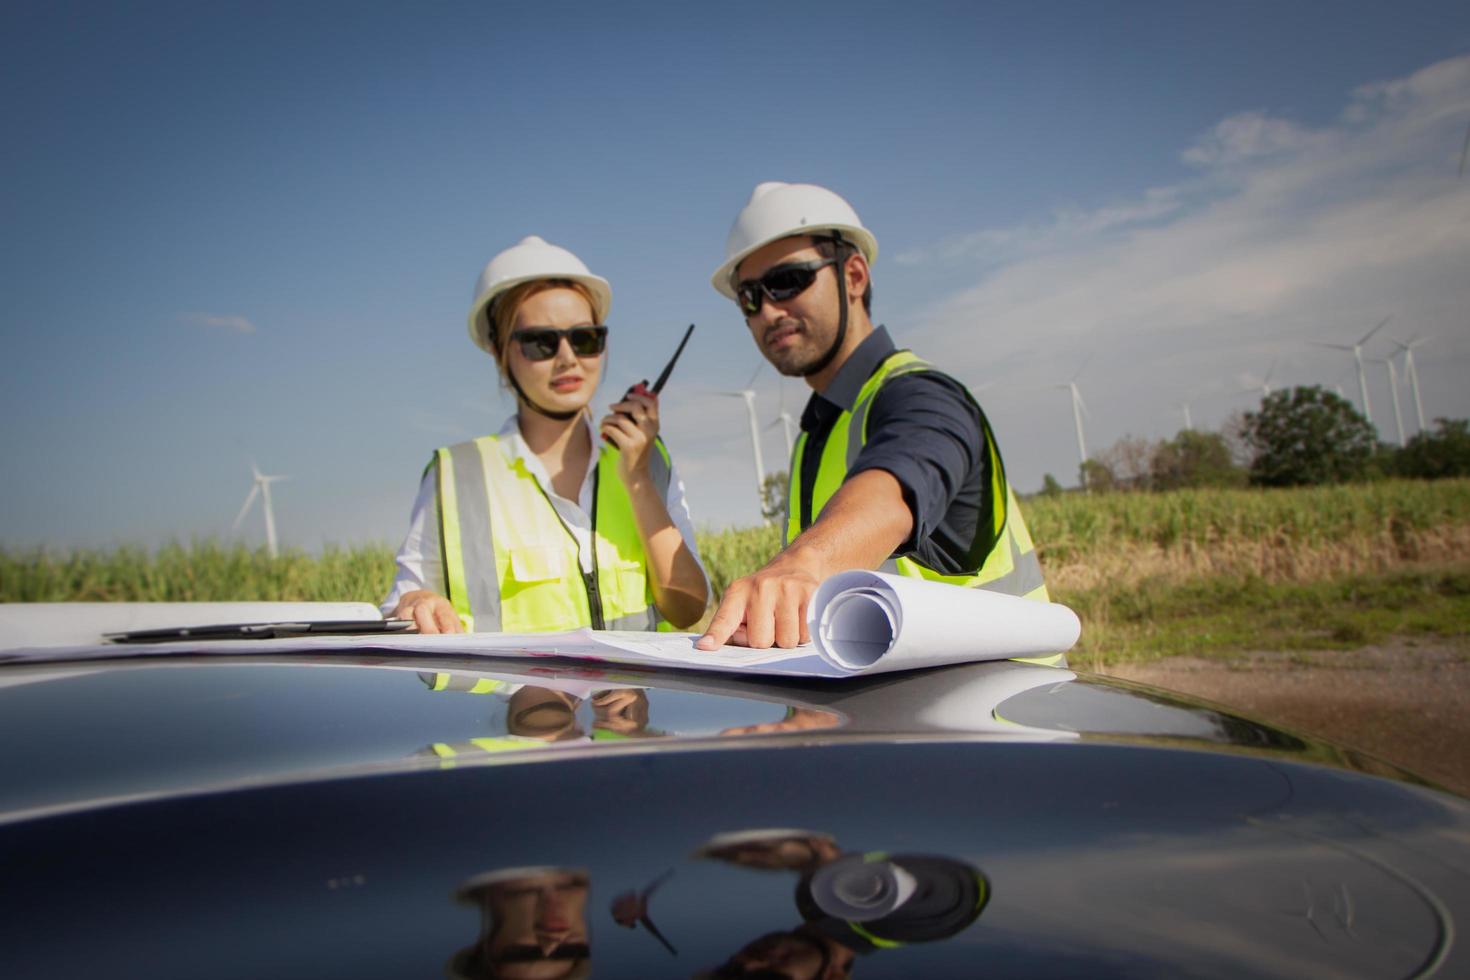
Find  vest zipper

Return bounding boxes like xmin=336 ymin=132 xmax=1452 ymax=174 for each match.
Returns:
xmin=585 ymin=467 xmax=606 ymax=630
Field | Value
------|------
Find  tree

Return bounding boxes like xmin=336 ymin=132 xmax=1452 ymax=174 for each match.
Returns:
xmin=1039 ymin=473 xmax=1064 ymax=497
xmin=1094 ymin=435 xmax=1154 ymax=490
xmin=1150 ymin=429 xmax=1246 ymax=490
xmin=1079 ymin=458 xmax=1116 ymax=492
xmin=1393 ymin=418 xmax=1470 ymax=478
xmin=1242 ymin=385 xmax=1379 ymax=486
xmin=760 ymin=471 xmax=789 ymax=523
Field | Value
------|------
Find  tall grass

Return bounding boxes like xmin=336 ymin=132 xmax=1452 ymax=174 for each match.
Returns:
xmin=695 ymin=523 xmax=781 ymax=596
xmin=1026 ymin=478 xmax=1470 ymax=555
xmin=1027 ymin=478 xmax=1470 ymax=592
xmin=0 ymin=542 xmax=395 ymax=603
xmin=3 ymin=479 xmax=1466 ymax=618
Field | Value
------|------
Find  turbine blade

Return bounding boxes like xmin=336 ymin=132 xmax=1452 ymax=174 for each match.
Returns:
xmin=744 ymin=362 xmax=764 ymax=389
xmin=233 ymin=484 xmax=260 ymax=529
xmin=1460 ymin=119 xmax=1470 ymax=178
xmin=1359 ymin=316 xmax=1392 ymax=346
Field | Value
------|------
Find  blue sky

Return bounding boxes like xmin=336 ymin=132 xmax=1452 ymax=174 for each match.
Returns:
xmin=3 ymin=0 xmax=1469 ymax=553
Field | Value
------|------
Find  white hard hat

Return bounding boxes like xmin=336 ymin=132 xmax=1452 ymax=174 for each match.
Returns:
xmin=466 ymin=235 xmax=612 ymax=356
xmin=711 ymin=182 xmax=879 ymax=299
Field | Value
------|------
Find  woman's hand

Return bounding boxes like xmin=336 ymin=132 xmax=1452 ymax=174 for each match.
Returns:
xmin=391 ymin=590 xmax=463 ymax=634
xmin=599 ymin=389 xmax=659 ymax=485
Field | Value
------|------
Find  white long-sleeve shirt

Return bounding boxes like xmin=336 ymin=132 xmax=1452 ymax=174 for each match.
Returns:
xmin=382 ymin=414 xmax=707 ymax=617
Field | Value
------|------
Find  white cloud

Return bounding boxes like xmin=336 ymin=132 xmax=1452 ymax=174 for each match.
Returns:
xmin=1181 ymin=111 xmax=1316 ymax=167
xmin=179 ymin=312 xmax=257 ymax=334
xmin=894 ymin=186 xmax=1185 ymax=267
xmin=886 ymin=54 xmax=1470 ymax=493
xmin=632 ymin=55 xmax=1470 ymax=522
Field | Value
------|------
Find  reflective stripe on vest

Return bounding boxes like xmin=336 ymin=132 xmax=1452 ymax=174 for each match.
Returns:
xmin=786 ymin=351 xmax=1049 ymax=604
xmin=432 ymin=435 xmax=671 ymax=632
xmin=421 ymin=672 xmax=509 ymax=695
xmin=430 ymin=737 xmax=551 ymax=767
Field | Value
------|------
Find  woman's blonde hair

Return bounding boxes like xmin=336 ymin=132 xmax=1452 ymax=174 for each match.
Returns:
xmin=487 ymin=278 xmax=601 ymax=381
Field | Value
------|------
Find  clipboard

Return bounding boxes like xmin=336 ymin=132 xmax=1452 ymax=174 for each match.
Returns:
xmin=105 ymin=619 xmax=416 ymax=644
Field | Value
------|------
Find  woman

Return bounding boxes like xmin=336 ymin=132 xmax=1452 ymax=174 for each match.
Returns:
xmin=383 ymin=235 xmax=708 ymax=633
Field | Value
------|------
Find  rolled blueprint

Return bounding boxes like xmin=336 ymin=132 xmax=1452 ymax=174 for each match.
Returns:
xmin=810 ymin=571 xmax=1081 ymax=673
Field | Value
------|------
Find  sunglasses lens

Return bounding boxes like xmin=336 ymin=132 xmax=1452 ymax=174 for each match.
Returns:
xmin=737 ymin=284 xmax=762 ymax=316
xmin=762 ymin=266 xmax=817 ymax=300
xmin=516 ymin=330 xmax=560 ymax=361
xmin=568 ymin=326 xmax=607 ymax=356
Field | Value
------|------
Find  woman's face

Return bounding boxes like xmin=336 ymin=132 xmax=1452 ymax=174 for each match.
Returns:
xmin=506 ymin=286 xmax=603 ymax=416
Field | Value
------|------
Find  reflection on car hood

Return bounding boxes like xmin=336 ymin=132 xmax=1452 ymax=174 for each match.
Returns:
xmin=2 ymin=651 xmax=1467 ymax=978
xmin=0 ymin=652 xmax=1430 ymax=823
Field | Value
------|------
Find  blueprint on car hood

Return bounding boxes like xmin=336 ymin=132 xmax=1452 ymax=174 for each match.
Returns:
xmin=0 ymin=572 xmax=1081 ymax=679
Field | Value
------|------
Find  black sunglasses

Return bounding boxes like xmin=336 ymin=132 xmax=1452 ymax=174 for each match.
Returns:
xmin=735 ymin=258 xmax=836 ymax=316
xmin=494 ymin=942 xmax=592 ymax=963
xmin=508 ymin=325 xmax=608 ymax=361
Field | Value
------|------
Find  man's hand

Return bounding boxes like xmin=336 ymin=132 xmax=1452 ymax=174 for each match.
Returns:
xmin=391 ymin=590 xmax=462 ymax=634
xmin=696 ymin=551 xmax=822 ymax=650
xmin=696 ymin=469 xmax=913 ymax=651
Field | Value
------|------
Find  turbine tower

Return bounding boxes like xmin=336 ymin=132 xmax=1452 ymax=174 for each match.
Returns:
xmin=768 ymin=383 xmax=797 ymax=463
xmin=1373 ymin=357 xmax=1406 ymax=446
xmin=1391 ymin=337 xmax=1430 ymax=433
xmin=719 ymin=388 xmax=767 ymax=518
xmin=234 ymin=463 xmax=288 ymax=558
xmin=1314 ymin=316 xmax=1391 ymax=424
xmin=1055 ymin=362 xmax=1090 ymax=487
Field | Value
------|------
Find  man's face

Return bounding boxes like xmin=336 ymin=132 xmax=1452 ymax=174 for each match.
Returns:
xmin=734 ymin=237 xmax=842 ymax=378
xmin=485 ymin=870 xmax=591 ymax=978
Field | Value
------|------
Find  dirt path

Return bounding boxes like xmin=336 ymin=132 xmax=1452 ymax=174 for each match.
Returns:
xmin=1101 ymin=641 xmax=1470 ymax=797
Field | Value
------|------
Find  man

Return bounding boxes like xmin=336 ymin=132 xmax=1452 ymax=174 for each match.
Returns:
xmin=449 ymin=866 xmax=592 ymax=979
xmin=697 ymin=182 xmax=1046 ymax=652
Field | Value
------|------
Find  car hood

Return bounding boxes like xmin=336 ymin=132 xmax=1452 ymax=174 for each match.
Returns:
xmin=2 ymin=652 xmax=1467 ymax=978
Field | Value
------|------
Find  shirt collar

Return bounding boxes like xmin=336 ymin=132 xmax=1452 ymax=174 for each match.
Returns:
xmin=496 ymin=412 xmax=598 ymax=501
xmin=810 ymin=325 xmax=896 ymax=415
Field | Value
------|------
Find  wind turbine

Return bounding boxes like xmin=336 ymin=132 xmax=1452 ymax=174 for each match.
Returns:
xmin=1313 ymin=316 xmax=1391 ymax=424
xmin=1177 ymin=401 xmax=1194 ymax=431
xmin=1055 ymin=362 xmax=1090 ymax=487
xmin=1258 ymin=358 xmax=1278 ymax=399
xmin=719 ymin=364 xmax=767 ymax=517
xmin=764 ymin=399 xmax=799 ymax=461
xmin=1391 ymin=336 xmax=1430 ymax=433
xmin=234 ymin=463 xmax=288 ymax=558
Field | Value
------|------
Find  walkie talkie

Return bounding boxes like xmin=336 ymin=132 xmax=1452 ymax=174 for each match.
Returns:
xmin=610 ymin=324 xmax=696 ymax=429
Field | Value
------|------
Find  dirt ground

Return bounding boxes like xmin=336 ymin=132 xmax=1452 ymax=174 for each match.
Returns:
xmin=1101 ymin=641 xmax=1470 ymax=797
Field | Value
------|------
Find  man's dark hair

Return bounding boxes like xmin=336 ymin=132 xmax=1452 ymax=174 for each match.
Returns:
xmin=815 ymin=237 xmax=872 ymax=315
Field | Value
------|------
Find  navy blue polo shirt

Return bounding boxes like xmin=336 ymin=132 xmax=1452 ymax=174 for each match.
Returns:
xmin=797 ymin=326 xmax=997 ymax=574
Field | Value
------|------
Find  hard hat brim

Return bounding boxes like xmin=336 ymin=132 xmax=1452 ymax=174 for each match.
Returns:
xmin=466 ymin=273 xmax=613 ymax=357
xmin=710 ymin=224 xmax=878 ymax=301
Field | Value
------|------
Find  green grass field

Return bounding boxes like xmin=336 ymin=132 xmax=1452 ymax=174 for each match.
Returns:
xmin=5 ymin=479 xmax=1467 ymax=666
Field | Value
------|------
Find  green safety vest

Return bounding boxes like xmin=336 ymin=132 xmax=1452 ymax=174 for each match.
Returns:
xmin=432 ymin=434 xmax=672 ymax=633
xmin=787 ymin=351 xmax=1060 ymax=666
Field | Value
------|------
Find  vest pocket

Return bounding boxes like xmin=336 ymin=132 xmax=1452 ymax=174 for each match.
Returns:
xmin=508 ymin=547 xmax=567 ymax=583
xmin=609 ymin=558 xmax=651 ymax=621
